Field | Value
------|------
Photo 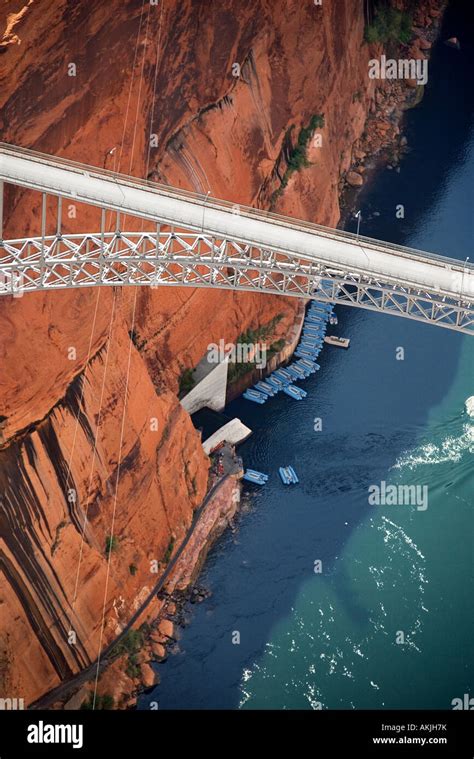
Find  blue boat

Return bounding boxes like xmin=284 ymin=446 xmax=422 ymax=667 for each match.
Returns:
xmin=286 ymin=366 xmax=304 ymax=380
xmin=306 ymin=310 xmax=326 ymax=318
xmin=291 ymin=361 xmax=307 ymax=377
xmin=306 ymin=315 xmax=327 ymax=324
xmin=254 ymin=381 xmax=275 ymax=396
xmin=247 ymin=387 xmax=268 ymax=399
xmin=243 ymin=389 xmax=266 ymax=404
xmin=267 ymin=376 xmax=284 ymax=390
xmin=303 ymin=324 xmax=324 ymax=332
xmin=305 ymin=322 xmax=326 ymax=332
xmin=278 ymin=467 xmax=291 ymax=485
xmin=245 ymin=468 xmax=269 ymax=481
xmin=309 ymin=314 xmax=329 ymax=321
xmin=306 ymin=315 xmax=326 ymax=324
xmin=309 ymin=311 xmax=329 ymax=320
xmin=310 ymin=302 xmax=332 ymax=312
xmin=303 ymin=343 xmax=320 ymax=351
xmin=243 ymin=469 xmax=268 ymax=485
xmin=287 ymin=465 xmax=299 ymax=484
xmin=283 ymin=384 xmax=307 ymax=400
xmin=274 ymin=368 xmax=293 ymax=382
xmin=295 ymin=348 xmax=319 ymax=359
xmin=301 ymin=337 xmax=323 ymax=347
xmin=291 ymin=365 xmax=309 ymax=378
xmin=279 ymin=465 xmax=299 ymax=485
xmin=296 ymin=359 xmax=317 ymax=373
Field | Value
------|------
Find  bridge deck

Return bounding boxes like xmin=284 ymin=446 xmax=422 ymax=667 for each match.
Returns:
xmin=1 ymin=142 xmax=473 ymax=301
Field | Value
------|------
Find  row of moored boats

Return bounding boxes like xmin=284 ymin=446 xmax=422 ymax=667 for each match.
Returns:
xmin=241 ymin=301 xmax=338 ymax=488
xmin=242 ymin=301 xmax=336 ymax=405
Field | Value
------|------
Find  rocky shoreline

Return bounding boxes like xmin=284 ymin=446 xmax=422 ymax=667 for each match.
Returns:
xmin=340 ymin=0 xmax=447 ymax=220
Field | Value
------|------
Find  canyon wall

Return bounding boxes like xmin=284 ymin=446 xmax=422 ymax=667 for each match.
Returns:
xmin=0 ymin=0 xmax=443 ymax=704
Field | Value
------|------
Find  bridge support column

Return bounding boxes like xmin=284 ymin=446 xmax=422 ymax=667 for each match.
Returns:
xmin=56 ymin=196 xmax=62 ymax=236
xmin=156 ymin=222 xmax=160 ymax=257
xmin=100 ymin=209 xmax=105 ymax=280
xmin=0 ymin=180 xmax=3 ymax=244
xmin=40 ymin=193 xmax=47 ymax=283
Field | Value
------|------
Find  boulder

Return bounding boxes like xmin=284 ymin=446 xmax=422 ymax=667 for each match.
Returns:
xmin=150 ymin=641 xmax=166 ymax=659
xmin=418 ymin=37 xmax=432 ymax=51
xmin=150 ymin=631 xmax=164 ymax=644
xmin=376 ymin=121 xmax=390 ymax=134
xmin=140 ymin=663 xmax=156 ymax=688
xmin=445 ymin=37 xmax=460 ymax=50
xmin=408 ymin=44 xmax=426 ymax=62
xmin=346 ymin=171 xmax=364 ymax=187
xmin=158 ymin=619 xmax=174 ymax=639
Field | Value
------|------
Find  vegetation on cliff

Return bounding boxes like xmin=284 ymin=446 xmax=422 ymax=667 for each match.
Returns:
xmin=227 ymin=315 xmax=284 ymax=382
xmin=365 ymin=3 xmax=412 ymax=44
xmin=80 ymin=693 xmax=114 ymax=710
xmin=178 ymin=367 xmax=196 ymax=397
xmin=271 ymin=114 xmax=325 ymax=205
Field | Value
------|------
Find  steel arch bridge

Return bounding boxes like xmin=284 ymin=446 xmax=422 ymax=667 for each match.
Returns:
xmin=1 ymin=143 xmax=474 ymax=335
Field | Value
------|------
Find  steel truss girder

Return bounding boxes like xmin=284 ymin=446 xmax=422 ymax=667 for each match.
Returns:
xmin=1 ymin=231 xmax=474 ymax=334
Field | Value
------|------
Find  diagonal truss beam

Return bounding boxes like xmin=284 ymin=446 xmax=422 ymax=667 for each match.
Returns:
xmin=1 ymin=231 xmax=474 ymax=334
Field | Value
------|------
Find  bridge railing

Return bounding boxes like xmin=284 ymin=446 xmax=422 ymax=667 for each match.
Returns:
xmin=1 ymin=142 xmax=473 ymax=273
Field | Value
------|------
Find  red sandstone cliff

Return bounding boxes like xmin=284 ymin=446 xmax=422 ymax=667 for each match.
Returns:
xmin=0 ymin=0 xmax=444 ymax=704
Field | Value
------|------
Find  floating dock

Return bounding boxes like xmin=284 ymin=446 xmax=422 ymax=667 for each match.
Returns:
xmin=202 ymin=418 xmax=252 ymax=454
xmin=242 ymin=300 xmax=340 ymax=407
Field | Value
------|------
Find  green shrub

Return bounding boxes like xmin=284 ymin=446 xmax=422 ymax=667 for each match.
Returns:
xmin=80 ymin=693 xmax=115 ymax=710
xmin=267 ymin=338 xmax=286 ymax=359
xmin=128 ymin=329 xmax=141 ymax=349
xmin=271 ymin=114 xmax=324 ymax=207
xmin=129 ymin=563 xmax=138 ymax=576
xmin=105 ymin=535 xmax=119 ymax=556
xmin=365 ymin=6 xmax=412 ymax=44
xmin=126 ymin=654 xmax=141 ymax=679
xmin=178 ymin=367 xmax=195 ymax=397
xmin=110 ymin=628 xmax=144 ymax=659
xmin=163 ymin=536 xmax=175 ymax=564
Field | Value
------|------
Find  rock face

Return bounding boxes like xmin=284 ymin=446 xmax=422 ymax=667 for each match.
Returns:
xmin=0 ymin=0 xmax=444 ymax=704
